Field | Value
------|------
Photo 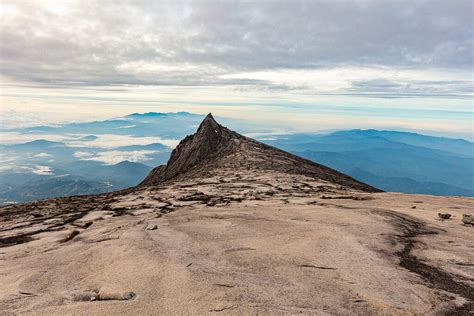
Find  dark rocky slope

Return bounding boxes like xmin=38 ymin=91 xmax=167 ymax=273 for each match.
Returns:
xmin=140 ymin=113 xmax=380 ymax=192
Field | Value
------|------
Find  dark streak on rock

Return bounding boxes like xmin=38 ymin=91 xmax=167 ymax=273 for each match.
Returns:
xmin=377 ymin=210 xmax=474 ymax=315
xmin=214 ymin=283 xmax=235 ymax=288
xmin=297 ymin=264 xmax=337 ymax=270
xmin=0 ymin=233 xmax=36 ymax=247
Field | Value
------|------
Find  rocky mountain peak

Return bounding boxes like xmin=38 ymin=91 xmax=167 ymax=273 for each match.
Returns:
xmin=140 ymin=113 xmax=241 ymax=185
xmin=140 ymin=115 xmax=380 ymax=192
xmin=198 ymin=113 xmax=220 ymax=132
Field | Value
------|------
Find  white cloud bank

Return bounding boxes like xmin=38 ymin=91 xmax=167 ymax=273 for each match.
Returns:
xmin=0 ymin=0 xmax=472 ymax=139
xmin=33 ymin=152 xmax=53 ymax=158
xmin=76 ymin=150 xmax=159 ymax=165
xmin=0 ymin=132 xmax=179 ymax=149
xmin=0 ymin=0 xmax=471 ymax=98
xmin=67 ymin=134 xmax=179 ymax=149
xmin=0 ymin=164 xmax=54 ymax=175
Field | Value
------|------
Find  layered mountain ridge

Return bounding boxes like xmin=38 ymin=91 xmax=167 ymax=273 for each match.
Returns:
xmin=141 ymin=113 xmax=380 ymax=192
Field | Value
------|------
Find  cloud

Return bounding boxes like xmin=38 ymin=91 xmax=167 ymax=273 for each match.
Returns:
xmin=0 ymin=132 xmax=70 ymax=144
xmin=346 ymin=78 xmax=474 ymax=98
xmin=0 ymin=132 xmax=179 ymax=149
xmin=31 ymin=165 xmax=54 ymax=175
xmin=78 ymin=150 xmax=159 ymax=165
xmin=67 ymin=134 xmax=179 ymax=149
xmin=33 ymin=152 xmax=53 ymax=158
xmin=0 ymin=163 xmax=54 ymax=175
xmin=0 ymin=0 xmax=472 ymax=98
xmin=115 ymin=125 xmax=136 ymax=129
xmin=73 ymin=151 xmax=94 ymax=158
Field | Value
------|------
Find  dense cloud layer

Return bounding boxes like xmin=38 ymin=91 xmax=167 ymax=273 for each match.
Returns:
xmin=0 ymin=0 xmax=472 ymax=97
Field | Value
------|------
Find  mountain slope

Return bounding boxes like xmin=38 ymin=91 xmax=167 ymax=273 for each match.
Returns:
xmin=141 ymin=113 xmax=380 ymax=192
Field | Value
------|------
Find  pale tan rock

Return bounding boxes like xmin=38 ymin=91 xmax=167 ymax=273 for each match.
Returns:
xmin=0 ymin=115 xmax=472 ymax=315
xmin=462 ymin=214 xmax=473 ymax=225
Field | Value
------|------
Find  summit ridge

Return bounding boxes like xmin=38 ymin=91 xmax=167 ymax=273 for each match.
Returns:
xmin=140 ymin=114 xmax=380 ymax=192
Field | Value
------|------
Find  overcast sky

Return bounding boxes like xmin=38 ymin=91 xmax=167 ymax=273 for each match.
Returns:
xmin=1 ymin=0 xmax=473 ymax=138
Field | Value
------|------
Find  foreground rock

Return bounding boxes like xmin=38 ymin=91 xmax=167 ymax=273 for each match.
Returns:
xmin=462 ymin=214 xmax=474 ymax=225
xmin=438 ymin=212 xmax=452 ymax=220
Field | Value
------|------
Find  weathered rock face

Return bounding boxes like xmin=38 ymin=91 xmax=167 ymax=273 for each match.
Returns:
xmin=462 ymin=214 xmax=474 ymax=225
xmin=140 ymin=113 xmax=381 ymax=192
xmin=141 ymin=113 xmax=240 ymax=185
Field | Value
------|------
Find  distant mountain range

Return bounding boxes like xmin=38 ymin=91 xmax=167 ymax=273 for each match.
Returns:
xmin=0 ymin=159 xmax=152 ymax=203
xmin=262 ymin=129 xmax=474 ymax=197
xmin=0 ymin=112 xmax=472 ymax=203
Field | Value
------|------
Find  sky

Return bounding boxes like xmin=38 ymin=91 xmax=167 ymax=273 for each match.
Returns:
xmin=0 ymin=0 xmax=473 ymax=139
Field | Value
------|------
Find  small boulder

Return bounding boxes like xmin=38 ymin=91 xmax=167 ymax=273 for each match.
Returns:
xmin=121 ymin=291 xmax=137 ymax=300
xmin=462 ymin=214 xmax=474 ymax=225
xmin=145 ymin=224 xmax=158 ymax=230
xmin=95 ymin=289 xmax=136 ymax=301
xmin=61 ymin=230 xmax=80 ymax=243
xmin=438 ymin=213 xmax=452 ymax=220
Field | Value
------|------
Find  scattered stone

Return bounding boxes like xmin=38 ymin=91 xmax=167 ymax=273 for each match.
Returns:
xmin=229 ymin=196 xmax=244 ymax=202
xmin=178 ymin=192 xmax=212 ymax=202
xmin=462 ymin=214 xmax=473 ymax=225
xmin=72 ymin=221 xmax=93 ymax=229
xmin=97 ymin=290 xmax=136 ymax=301
xmin=60 ymin=230 xmax=80 ymax=243
xmin=145 ymin=224 xmax=158 ymax=230
xmin=438 ymin=213 xmax=452 ymax=220
xmin=71 ymin=289 xmax=136 ymax=302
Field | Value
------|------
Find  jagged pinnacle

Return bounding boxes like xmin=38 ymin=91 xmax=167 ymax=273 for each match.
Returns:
xmin=204 ymin=112 xmax=215 ymax=121
xmin=197 ymin=113 xmax=219 ymax=133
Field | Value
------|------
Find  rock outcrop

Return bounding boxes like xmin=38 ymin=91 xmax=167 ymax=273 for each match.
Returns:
xmin=140 ymin=113 xmax=381 ymax=192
